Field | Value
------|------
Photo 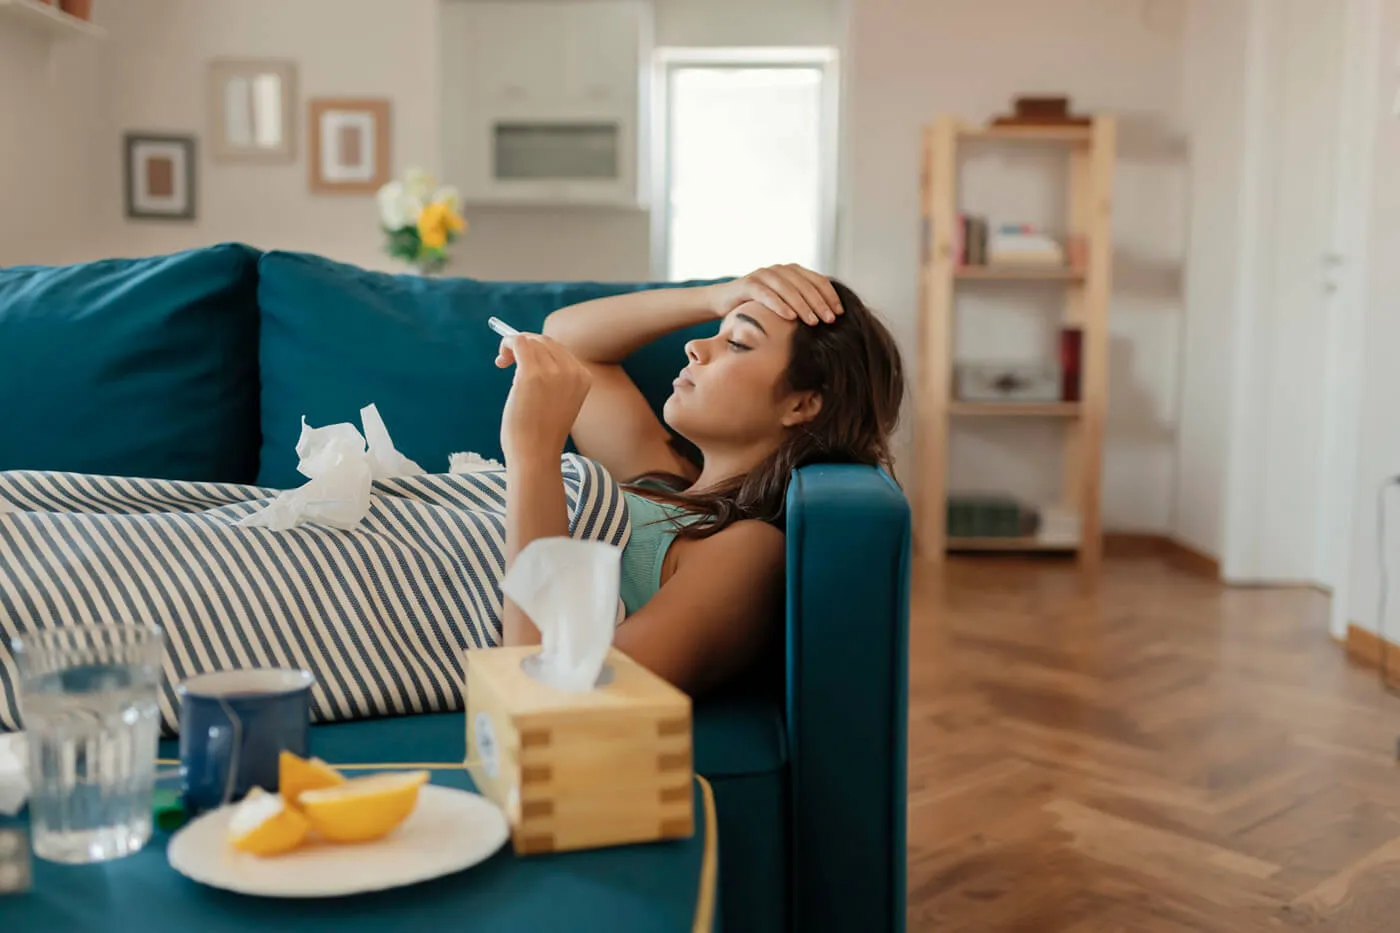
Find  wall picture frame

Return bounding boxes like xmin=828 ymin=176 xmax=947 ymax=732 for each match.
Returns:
xmin=308 ymin=98 xmax=391 ymax=194
xmin=208 ymin=58 xmax=297 ymax=163
xmin=123 ymin=133 xmax=197 ymax=221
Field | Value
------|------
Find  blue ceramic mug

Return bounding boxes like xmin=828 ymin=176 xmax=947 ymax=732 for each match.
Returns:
xmin=177 ymin=668 xmax=314 ymax=813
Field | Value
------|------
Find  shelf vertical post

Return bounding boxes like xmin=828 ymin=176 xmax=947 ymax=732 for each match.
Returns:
xmin=1075 ymin=115 xmax=1116 ymax=572
xmin=917 ymin=116 xmax=958 ymax=561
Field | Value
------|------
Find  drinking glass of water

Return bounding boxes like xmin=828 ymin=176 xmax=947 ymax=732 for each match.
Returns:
xmin=13 ymin=625 xmax=164 ymax=864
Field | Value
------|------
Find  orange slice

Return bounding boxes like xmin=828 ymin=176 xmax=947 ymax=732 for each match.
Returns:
xmin=279 ymin=751 xmax=345 ymax=803
xmin=297 ymin=771 xmax=430 ymax=844
xmin=227 ymin=787 xmax=311 ymax=857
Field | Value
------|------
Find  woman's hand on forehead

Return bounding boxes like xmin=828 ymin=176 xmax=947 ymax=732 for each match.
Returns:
xmin=710 ymin=264 xmax=843 ymax=326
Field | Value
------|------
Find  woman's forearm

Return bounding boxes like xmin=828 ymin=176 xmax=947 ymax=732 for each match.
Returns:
xmin=501 ymin=456 xmax=570 ymax=646
xmin=542 ymin=285 xmax=719 ymax=364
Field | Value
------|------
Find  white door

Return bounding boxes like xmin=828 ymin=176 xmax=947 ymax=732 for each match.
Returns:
xmin=1225 ymin=0 xmax=1349 ymax=585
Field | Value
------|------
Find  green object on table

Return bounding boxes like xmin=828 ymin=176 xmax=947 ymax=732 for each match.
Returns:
xmin=153 ymin=788 xmax=188 ymax=833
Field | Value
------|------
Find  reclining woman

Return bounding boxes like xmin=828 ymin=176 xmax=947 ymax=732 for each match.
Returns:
xmin=499 ymin=264 xmax=904 ymax=695
xmin=0 ymin=265 xmax=903 ymax=731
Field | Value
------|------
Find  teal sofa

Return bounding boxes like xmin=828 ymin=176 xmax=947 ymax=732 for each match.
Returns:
xmin=0 ymin=244 xmax=910 ymax=932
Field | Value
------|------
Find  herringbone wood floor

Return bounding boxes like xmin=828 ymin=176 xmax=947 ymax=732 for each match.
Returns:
xmin=908 ymin=554 xmax=1400 ymax=931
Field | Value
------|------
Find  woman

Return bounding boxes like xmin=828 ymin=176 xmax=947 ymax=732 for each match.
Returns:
xmin=496 ymin=264 xmax=904 ymax=694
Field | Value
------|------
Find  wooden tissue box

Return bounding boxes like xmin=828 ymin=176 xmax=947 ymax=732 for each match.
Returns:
xmin=464 ymin=646 xmax=694 ymax=855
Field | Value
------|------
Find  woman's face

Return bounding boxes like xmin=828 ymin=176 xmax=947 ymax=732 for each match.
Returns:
xmin=663 ymin=302 xmax=807 ymax=450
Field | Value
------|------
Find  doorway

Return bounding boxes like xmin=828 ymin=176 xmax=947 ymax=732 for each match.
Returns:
xmin=1222 ymin=0 xmax=1362 ymax=591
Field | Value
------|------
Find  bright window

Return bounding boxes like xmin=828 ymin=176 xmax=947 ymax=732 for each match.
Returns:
xmin=654 ymin=49 xmax=838 ymax=281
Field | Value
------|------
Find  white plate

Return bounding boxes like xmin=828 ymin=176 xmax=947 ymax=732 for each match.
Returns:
xmin=168 ymin=785 xmax=510 ymax=898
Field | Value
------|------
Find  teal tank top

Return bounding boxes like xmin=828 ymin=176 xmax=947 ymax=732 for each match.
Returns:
xmin=619 ymin=486 xmax=695 ymax=616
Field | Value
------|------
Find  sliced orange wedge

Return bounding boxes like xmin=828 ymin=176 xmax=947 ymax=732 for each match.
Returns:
xmin=279 ymin=751 xmax=345 ymax=803
xmin=227 ymin=787 xmax=311 ymax=857
xmin=297 ymin=771 xmax=430 ymax=844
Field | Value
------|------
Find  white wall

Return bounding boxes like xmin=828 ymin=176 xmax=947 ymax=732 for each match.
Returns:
xmin=1171 ymin=0 xmax=1250 ymax=558
xmin=86 ymin=0 xmax=442 ymax=271
xmin=51 ymin=0 xmax=840 ymax=279
xmin=1345 ymin=0 xmax=1400 ymax=637
xmin=653 ymin=0 xmax=837 ymax=46
xmin=0 ymin=27 xmax=104 ymax=265
xmin=842 ymin=0 xmax=1189 ymax=531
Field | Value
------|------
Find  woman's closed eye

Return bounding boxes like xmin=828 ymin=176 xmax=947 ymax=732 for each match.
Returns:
xmin=726 ymin=339 xmax=752 ymax=352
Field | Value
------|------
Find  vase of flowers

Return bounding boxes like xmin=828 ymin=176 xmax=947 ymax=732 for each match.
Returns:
xmin=376 ymin=168 xmax=467 ymax=275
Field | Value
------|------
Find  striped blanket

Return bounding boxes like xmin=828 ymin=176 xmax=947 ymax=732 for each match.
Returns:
xmin=0 ymin=455 xmax=630 ymax=733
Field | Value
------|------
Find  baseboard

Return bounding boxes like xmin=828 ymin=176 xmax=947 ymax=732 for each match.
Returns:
xmin=1343 ymin=623 xmax=1400 ymax=689
xmin=1102 ymin=533 xmax=1221 ymax=580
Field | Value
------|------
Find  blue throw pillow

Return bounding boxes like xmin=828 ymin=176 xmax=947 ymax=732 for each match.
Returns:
xmin=0 ymin=244 xmax=262 ymax=482
xmin=255 ymin=251 xmax=716 ymax=488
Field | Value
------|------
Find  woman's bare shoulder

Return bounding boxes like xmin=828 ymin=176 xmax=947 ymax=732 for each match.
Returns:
xmin=681 ymin=519 xmax=784 ymax=564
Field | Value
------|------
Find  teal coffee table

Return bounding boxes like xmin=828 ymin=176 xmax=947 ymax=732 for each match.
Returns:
xmin=0 ymin=715 xmax=717 ymax=933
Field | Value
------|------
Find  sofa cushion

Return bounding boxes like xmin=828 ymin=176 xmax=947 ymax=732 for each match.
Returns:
xmin=0 ymin=244 xmax=262 ymax=482
xmin=255 ymin=251 xmax=715 ymax=488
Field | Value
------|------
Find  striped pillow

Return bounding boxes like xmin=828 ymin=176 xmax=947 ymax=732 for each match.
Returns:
xmin=0 ymin=455 xmax=629 ymax=733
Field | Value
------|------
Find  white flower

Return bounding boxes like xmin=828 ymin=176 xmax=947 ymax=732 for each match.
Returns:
xmin=401 ymin=194 xmax=425 ymax=228
xmin=377 ymin=181 xmax=427 ymax=231
xmin=377 ymin=181 xmax=408 ymax=229
xmin=430 ymin=185 xmax=462 ymax=213
xmin=403 ymin=167 xmax=435 ymax=201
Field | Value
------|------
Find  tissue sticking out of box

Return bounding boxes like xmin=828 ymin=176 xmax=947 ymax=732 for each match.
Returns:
xmin=502 ymin=538 xmax=622 ymax=692
xmin=238 ymin=403 xmax=423 ymax=532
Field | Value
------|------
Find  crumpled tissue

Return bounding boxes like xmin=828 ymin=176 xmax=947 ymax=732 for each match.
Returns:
xmin=239 ymin=403 xmax=423 ymax=532
xmin=0 ymin=732 xmax=27 ymax=816
xmin=502 ymin=538 xmax=623 ymax=692
xmin=449 ymin=451 xmax=503 ymax=474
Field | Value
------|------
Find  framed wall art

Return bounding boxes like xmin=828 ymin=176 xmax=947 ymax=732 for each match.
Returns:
xmin=208 ymin=58 xmax=297 ymax=163
xmin=308 ymin=97 xmax=391 ymax=194
xmin=123 ymin=133 xmax=197 ymax=221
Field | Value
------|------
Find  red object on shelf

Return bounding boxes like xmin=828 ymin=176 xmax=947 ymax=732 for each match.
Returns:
xmin=1059 ymin=327 xmax=1083 ymax=402
xmin=59 ymin=0 xmax=92 ymax=20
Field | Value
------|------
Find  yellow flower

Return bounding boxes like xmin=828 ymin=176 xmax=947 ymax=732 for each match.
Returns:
xmin=420 ymin=224 xmax=447 ymax=250
xmin=417 ymin=202 xmax=449 ymax=249
xmin=417 ymin=201 xmax=467 ymax=251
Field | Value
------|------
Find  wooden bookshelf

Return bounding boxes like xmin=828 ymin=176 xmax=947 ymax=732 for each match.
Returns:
xmin=955 ymin=265 xmax=1085 ymax=282
xmin=949 ymin=402 xmax=1081 ymax=418
xmin=917 ymin=114 xmax=1116 ymax=571
xmin=958 ymin=124 xmax=1093 ymax=145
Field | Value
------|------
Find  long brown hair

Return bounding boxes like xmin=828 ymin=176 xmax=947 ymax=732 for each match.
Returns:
xmin=628 ymin=279 xmax=905 ymax=539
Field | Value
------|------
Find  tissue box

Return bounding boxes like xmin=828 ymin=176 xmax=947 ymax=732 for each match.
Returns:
xmin=464 ymin=646 xmax=694 ymax=855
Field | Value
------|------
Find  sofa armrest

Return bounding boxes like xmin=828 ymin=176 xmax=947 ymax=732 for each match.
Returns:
xmin=785 ymin=464 xmax=911 ymax=933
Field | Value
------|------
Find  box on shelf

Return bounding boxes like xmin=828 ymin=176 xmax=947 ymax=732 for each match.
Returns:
xmin=988 ymin=224 xmax=1066 ymax=266
xmin=465 ymin=646 xmax=694 ymax=855
xmin=955 ymin=361 xmax=1062 ymax=403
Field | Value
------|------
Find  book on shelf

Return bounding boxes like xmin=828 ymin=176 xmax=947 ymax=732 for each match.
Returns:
xmin=952 ymin=218 xmax=1070 ymax=268
xmin=955 ymin=213 xmax=990 ymax=266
